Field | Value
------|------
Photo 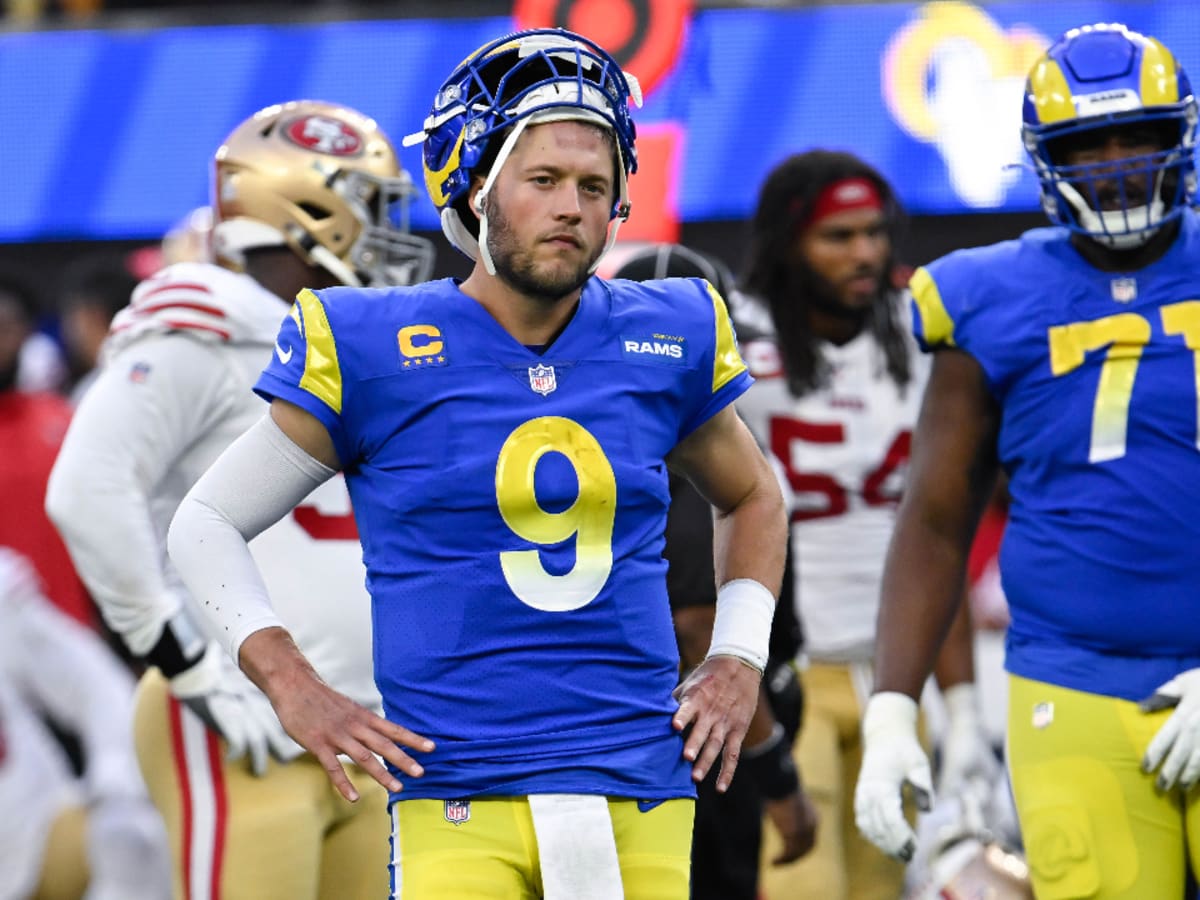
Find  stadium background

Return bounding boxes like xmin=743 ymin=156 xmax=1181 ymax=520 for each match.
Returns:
xmin=1 ymin=0 xmax=1193 ymax=286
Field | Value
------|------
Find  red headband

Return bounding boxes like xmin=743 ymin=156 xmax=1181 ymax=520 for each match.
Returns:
xmin=797 ymin=177 xmax=884 ymax=230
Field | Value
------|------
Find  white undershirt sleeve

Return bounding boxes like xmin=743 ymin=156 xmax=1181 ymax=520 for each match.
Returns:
xmin=168 ymin=413 xmax=336 ymax=663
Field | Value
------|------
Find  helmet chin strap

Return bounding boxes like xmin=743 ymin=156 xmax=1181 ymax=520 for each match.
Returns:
xmin=473 ymin=116 xmax=535 ymax=276
xmin=307 ymin=243 xmax=363 ymax=287
xmin=590 ymin=205 xmax=630 ymax=274
xmin=213 ymin=219 xmax=365 ymax=287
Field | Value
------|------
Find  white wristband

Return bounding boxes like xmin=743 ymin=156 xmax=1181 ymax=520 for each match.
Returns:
xmin=706 ymin=578 xmax=775 ymax=675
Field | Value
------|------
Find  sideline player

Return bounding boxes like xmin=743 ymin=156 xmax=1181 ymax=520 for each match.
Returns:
xmin=0 ymin=269 xmax=92 ymax=626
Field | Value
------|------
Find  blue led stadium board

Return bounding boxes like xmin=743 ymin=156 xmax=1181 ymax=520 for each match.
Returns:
xmin=4 ymin=2 xmax=1198 ymax=240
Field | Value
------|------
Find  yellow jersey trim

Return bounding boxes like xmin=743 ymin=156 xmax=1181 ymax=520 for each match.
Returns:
xmin=295 ymin=288 xmax=344 ymax=415
xmin=910 ymin=267 xmax=956 ymax=347
xmin=707 ymin=282 xmax=748 ymax=392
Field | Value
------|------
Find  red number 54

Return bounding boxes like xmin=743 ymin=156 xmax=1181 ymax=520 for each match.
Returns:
xmin=770 ymin=418 xmax=911 ymax=522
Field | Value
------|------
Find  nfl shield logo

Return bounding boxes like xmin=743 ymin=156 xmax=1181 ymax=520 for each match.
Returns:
xmin=1032 ymin=701 xmax=1054 ymax=730
xmin=528 ymin=363 xmax=557 ymax=396
xmin=444 ymin=800 xmax=471 ymax=825
xmin=1110 ymin=278 xmax=1137 ymax=303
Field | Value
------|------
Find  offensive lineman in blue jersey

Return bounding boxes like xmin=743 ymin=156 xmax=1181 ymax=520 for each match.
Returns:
xmin=167 ymin=28 xmax=787 ymax=899
xmin=853 ymin=23 xmax=1200 ymax=899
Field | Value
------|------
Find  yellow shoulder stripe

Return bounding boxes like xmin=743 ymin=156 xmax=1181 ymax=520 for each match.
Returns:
xmin=909 ymin=267 xmax=956 ymax=347
xmin=295 ymin=288 xmax=344 ymax=415
xmin=707 ymin=281 xmax=748 ymax=392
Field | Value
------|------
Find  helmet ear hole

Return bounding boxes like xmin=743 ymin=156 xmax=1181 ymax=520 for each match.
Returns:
xmin=297 ymin=202 xmax=332 ymax=221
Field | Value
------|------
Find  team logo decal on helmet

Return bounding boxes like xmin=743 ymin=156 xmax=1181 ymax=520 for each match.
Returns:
xmin=404 ymin=28 xmax=643 ymax=274
xmin=282 ymin=115 xmax=365 ymax=157
xmin=1021 ymin=22 xmax=1199 ymax=248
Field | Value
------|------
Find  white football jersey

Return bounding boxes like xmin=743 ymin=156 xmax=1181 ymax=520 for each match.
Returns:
xmin=736 ymin=297 xmax=929 ymax=662
xmin=48 ymin=262 xmax=378 ymax=710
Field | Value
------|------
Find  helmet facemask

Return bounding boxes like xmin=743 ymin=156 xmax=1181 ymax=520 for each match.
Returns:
xmin=321 ymin=167 xmax=436 ymax=287
xmin=1030 ymin=114 xmax=1197 ymax=249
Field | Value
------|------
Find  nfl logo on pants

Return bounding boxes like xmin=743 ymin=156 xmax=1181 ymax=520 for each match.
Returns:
xmin=444 ymin=800 xmax=471 ymax=825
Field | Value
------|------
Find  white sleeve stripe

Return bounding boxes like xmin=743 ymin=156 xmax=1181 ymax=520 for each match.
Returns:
xmin=109 ymin=306 xmax=234 ymax=343
xmin=111 ymin=319 xmax=231 ymax=341
xmin=138 ymin=299 xmax=228 ymax=318
xmin=137 ymin=280 xmax=214 ymax=302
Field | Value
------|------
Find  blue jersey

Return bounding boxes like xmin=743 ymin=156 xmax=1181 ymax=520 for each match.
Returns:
xmin=256 ymin=276 xmax=751 ymax=799
xmin=910 ymin=213 xmax=1200 ymax=701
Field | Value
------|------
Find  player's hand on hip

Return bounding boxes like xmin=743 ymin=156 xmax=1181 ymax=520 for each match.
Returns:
xmin=266 ymin=667 xmax=435 ymax=803
xmin=168 ymin=643 xmax=302 ymax=776
xmin=672 ymin=654 xmax=761 ymax=792
xmin=854 ymin=691 xmax=933 ymax=862
xmin=1140 ymin=668 xmax=1200 ymax=791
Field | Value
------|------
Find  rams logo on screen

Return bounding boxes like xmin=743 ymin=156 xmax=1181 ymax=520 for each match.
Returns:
xmin=622 ymin=333 xmax=687 ymax=364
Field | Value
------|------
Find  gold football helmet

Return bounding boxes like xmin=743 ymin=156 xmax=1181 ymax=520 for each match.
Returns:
xmin=213 ymin=100 xmax=434 ymax=287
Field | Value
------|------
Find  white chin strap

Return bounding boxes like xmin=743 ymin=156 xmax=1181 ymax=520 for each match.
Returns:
xmin=473 ymin=115 xmax=536 ymax=276
xmin=307 ymin=243 xmax=362 ymax=287
xmin=1057 ymin=179 xmax=1166 ymax=250
xmin=211 ymin=218 xmax=362 ymax=286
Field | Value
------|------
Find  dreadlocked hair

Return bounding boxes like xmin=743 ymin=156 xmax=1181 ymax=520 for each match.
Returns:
xmin=741 ymin=150 xmax=911 ymax=397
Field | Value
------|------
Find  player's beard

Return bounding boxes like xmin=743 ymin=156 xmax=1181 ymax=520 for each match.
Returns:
xmin=485 ymin=195 xmax=596 ymax=303
xmin=787 ymin=261 xmax=880 ymax=325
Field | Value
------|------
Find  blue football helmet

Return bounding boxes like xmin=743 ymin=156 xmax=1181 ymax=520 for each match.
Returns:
xmin=405 ymin=28 xmax=642 ymax=271
xmin=1022 ymin=23 xmax=1198 ymax=248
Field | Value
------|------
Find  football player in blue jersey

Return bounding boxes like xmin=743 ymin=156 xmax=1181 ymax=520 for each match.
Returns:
xmin=853 ymin=22 xmax=1200 ymax=899
xmin=167 ymin=28 xmax=787 ymax=899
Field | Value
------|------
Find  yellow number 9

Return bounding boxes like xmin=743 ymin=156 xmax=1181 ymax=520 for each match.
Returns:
xmin=495 ymin=416 xmax=616 ymax=611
